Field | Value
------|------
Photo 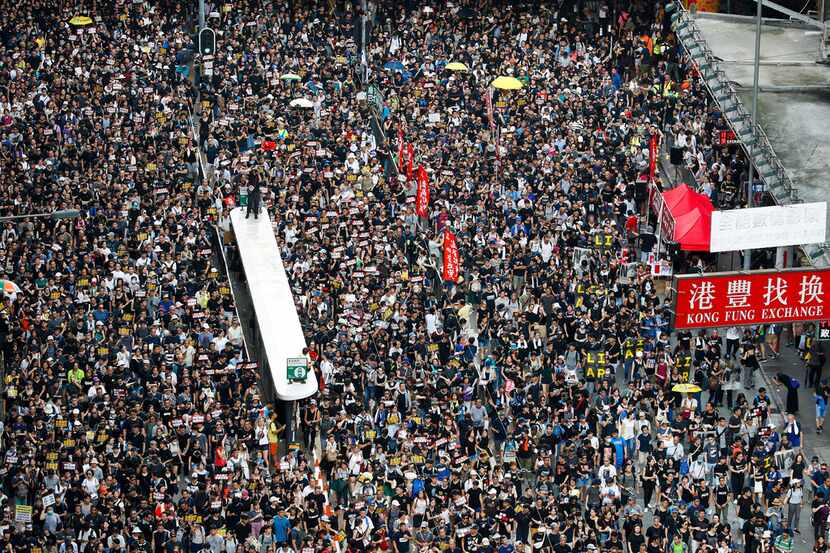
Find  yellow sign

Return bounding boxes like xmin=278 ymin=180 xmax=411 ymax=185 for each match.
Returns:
xmin=584 ymin=352 xmax=607 ymax=381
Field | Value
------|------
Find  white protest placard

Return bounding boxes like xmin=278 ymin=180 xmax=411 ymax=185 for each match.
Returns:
xmin=15 ymin=505 xmax=32 ymax=523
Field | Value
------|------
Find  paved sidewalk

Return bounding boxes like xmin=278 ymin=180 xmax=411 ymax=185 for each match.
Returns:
xmin=757 ymin=341 xmax=827 ymax=550
xmin=759 ymin=342 xmax=829 ymax=461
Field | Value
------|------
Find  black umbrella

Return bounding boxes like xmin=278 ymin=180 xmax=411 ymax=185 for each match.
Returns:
xmin=458 ymin=7 xmax=478 ymax=19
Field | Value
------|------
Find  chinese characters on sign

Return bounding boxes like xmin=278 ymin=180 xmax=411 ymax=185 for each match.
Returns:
xmin=442 ymin=230 xmax=460 ymax=283
xmin=714 ymin=129 xmax=738 ymax=146
xmin=709 ymin=202 xmax=827 ymax=253
xmin=674 ymin=268 xmax=830 ymax=329
xmin=286 ymin=357 xmax=308 ymax=384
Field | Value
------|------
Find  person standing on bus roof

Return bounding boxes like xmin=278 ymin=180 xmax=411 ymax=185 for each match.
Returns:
xmin=246 ymin=171 xmax=262 ymax=220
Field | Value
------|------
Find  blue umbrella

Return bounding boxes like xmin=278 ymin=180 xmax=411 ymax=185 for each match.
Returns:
xmin=383 ymin=60 xmax=405 ymax=72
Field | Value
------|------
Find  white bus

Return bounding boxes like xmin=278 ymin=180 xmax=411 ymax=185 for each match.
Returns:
xmin=229 ymin=207 xmax=318 ymax=411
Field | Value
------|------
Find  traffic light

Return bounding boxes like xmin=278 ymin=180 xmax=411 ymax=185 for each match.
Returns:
xmin=199 ymin=27 xmax=215 ymax=55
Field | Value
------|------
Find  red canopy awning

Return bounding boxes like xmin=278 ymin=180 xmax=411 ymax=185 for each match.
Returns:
xmin=673 ymin=207 xmax=712 ymax=252
xmin=660 ymin=184 xmax=713 ymax=251
xmin=662 ymin=183 xmax=713 ymax=217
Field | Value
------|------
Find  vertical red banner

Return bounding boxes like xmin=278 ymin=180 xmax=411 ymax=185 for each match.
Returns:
xmin=415 ymin=165 xmax=429 ymax=218
xmin=485 ymin=87 xmax=495 ymax=132
xmin=648 ymin=135 xmax=658 ymax=182
xmin=407 ymin=144 xmax=414 ymax=180
xmin=442 ymin=230 xmax=460 ymax=283
xmin=398 ymin=128 xmax=404 ymax=171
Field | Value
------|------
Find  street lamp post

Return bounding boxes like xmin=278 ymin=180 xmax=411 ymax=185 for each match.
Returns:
xmin=744 ymin=0 xmax=763 ymax=271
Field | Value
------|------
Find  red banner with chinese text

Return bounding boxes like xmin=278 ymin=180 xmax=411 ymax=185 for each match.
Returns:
xmin=407 ymin=144 xmax=414 ymax=180
xmin=648 ymin=135 xmax=658 ymax=182
xmin=485 ymin=87 xmax=495 ymax=132
xmin=673 ymin=268 xmax=830 ymax=329
xmin=415 ymin=165 xmax=429 ymax=218
xmin=442 ymin=230 xmax=460 ymax=283
xmin=398 ymin=128 xmax=404 ymax=171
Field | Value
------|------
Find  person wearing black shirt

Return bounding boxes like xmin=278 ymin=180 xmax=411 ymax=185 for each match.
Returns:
xmin=638 ymin=232 xmax=656 ymax=261
xmin=245 ymin=172 xmax=262 ymax=220
xmin=152 ymin=523 xmax=171 ymax=553
xmin=813 ymin=493 xmax=830 ymax=541
xmin=645 ymin=517 xmax=667 ymax=548
xmin=647 ymin=535 xmax=663 ymax=553
xmin=741 ymin=338 xmax=759 ymax=389
xmin=393 ymin=522 xmax=413 ymax=553
xmin=627 ymin=524 xmax=646 ymax=553
xmin=714 ymin=477 xmax=730 ymax=520
xmin=303 ymin=499 xmax=320 ymax=533
xmin=461 ymin=525 xmax=481 ymax=553
xmin=467 ymin=479 xmax=483 ymax=512
xmin=691 ymin=509 xmax=710 ymax=552
xmin=729 ymin=452 xmax=747 ymax=496
xmin=641 ymin=457 xmax=657 ymax=510
xmin=515 ymin=505 xmax=531 ymax=544
xmin=554 ymin=533 xmax=573 ymax=553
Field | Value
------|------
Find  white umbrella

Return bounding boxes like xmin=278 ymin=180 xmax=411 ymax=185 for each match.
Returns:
xmin=290 ymin=98 xmax=314 ymax=108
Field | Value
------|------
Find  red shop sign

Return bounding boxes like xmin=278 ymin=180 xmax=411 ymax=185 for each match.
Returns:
xmin=673 ymin=267 xmax=830 ymax=329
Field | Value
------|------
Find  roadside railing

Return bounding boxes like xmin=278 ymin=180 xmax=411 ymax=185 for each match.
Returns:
xmin=669 ymin=1 xmax=830 ymax=266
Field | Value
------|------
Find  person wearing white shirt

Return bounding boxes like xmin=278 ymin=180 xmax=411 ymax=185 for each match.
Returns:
xmin=425 ymin=310 xmax=439 ymax=335
xmin=81 ymin=471 xmax=99 ymax=499
xmin=726 ymin=326 xmax=741 ymax=360
xmin=540 ymin=236 xmax=554 ymax=263
xmin=227 ymin=320 xmax=243 ymax=347
xmin=320 ymin=356 xmax=334 ymax=386
xmin=786 ymin=479 xmax=803 ymax=530
xmin=86 ymin=382 xmax=107 ymax=401
xmin=598 ymin=461 xmax=617 ymax=485
xmin=600 ymin=479 xmax=621 ymax=505
xmin=619 ymin=412 xmax=637 ymax=459
xmin=352 ymin=510 xmax=374 ymax=547
xmin=212 ymin=330 xmax=228 ymax=353
xmin=666 ymin=436 xmax=685 ymax=463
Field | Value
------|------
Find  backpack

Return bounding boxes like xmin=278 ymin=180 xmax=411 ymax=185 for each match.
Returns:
xmin=412 ymin=478 xmax=425 ymax=496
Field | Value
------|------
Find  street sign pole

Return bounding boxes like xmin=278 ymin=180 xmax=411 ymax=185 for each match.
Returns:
xmin=744 ymin=0 xmax=763 ymax=271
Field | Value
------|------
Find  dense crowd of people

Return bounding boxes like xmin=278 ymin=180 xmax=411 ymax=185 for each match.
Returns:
xmin=0 ymin=1 xmax=825 ymax=553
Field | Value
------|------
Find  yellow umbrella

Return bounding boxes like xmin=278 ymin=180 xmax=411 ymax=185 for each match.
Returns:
xmin=491 ymin=76 xmax=524 ymax=90
xmin=69 ymin=16 xmax=93 ymax=26
xmin=671 ymin=383 xmax=702 ymax=393
xmin=445 ymin=62 xmax=469 ymax=72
